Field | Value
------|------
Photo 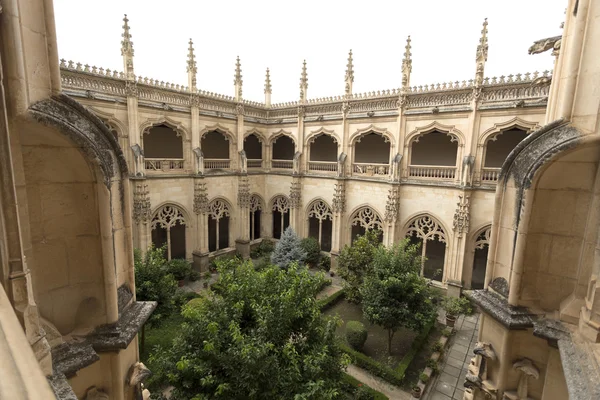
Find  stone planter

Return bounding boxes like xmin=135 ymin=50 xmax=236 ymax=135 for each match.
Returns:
xmin=411 ymin=386 xmax=422 ymax=398
xmin=446 ymin=314 xmax=457 ymax=327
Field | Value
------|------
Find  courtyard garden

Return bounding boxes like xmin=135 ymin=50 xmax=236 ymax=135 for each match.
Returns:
xmin=134 ymin=227 xmax=463 ymax=399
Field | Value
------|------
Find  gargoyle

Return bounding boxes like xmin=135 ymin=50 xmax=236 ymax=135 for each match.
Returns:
xmin=528 ymin=35 xmax=562 ymax=55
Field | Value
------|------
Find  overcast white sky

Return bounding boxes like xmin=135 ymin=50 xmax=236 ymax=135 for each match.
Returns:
xmin=54 ymin=0 xmax=565 ymax=103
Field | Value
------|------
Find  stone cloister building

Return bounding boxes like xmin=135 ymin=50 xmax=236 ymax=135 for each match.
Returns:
xmin=3 ymin=0 xmax=600 ymax=398
xmin=60 ymin=15 xmax=551 ymax=295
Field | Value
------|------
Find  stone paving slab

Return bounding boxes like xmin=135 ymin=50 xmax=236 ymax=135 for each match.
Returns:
xmin=424 ymin=313 xmax=480 ymax=400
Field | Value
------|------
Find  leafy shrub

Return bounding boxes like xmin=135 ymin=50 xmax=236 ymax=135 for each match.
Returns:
xmin=189 ymin=269 xmax=201 ymax=282
xmin=355 ymin=386 xmax=376 ymax=400
xmin=346 ymin=320 xmax=368 ymax=351
xmin=257 ymin=239 xmax=274 ymax=254
xmin=426 ymin=359 xmax=439 ymax=373
xmin=319 ymin=256 xmax=331 ymax=272
xmin=432 ymin=341 xmax=443 ymax=353
xmin=300 ymin=237 xmax=321 ymax=267
xmin=253 ymin=256 xmax=271 ymax=271
xmin=419 ymin=373 xmax=429 ymax=383
xmin=168 ymin=259 xmax=192 ymax=281
xmin=338 ymin=230 xmax=381 ymax=303
xmin=443 ymin=296 xmax=472 ymax=317
xmin=317 ymin=289 xmax=345 ymax=311
xmin=340 ymin=373 xmax=388 ymax=400
xmin=442 ymin=328 xmax=452 ymax=337
xmin=173 ymin=290 xmax=199 ymax=307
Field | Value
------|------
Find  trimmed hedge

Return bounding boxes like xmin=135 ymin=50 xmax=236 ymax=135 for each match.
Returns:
xmin=346 ymin=320 xmax=368 ymax=351
xmin=341 ymin=372 xmax=389 ymax=400
xmin=318 ymin=289 xmax=346 ymax=311
xmin=339 ymin=316 xmax=436 ymax=386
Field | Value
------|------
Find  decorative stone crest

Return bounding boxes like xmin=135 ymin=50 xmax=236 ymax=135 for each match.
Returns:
xmin=190 ymin=94 xmax=200 ymax=108
xmin=342 ymin=102 xmax=350 ymax=118
xmin=453 ymin=195 xmax=470 ymax=236
xmin=332 ymin=181 xmax=346 ymax=213
xmin=289 ymin=178 xmax=302 ymax=209
xmin=237 ymin=176 xmax=250 ymax=208
xmin=193 ymin=181 xmax=208 ymax=214
xmin=384 ymin=186 xmax=400 ymax=223
xmin=133 ymin=183 xmax=151 ymax=224
xmin=236 ymin=102 xmax=244 ymax=116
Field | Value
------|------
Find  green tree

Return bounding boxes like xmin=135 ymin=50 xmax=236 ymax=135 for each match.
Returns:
xmin=337 ymin=230 xmax=381 ymax=303
xmin=300 ymin=237 xmax=322 ymax=267
xmin=360 ymin=239 xmax=436 ymax=355
xmin=151 ymin=258 xmax=349 ymax=399
xmin=271 ymin=226 xmax=307 ymax=269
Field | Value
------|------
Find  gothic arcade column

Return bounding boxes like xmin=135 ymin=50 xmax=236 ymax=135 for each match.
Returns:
xmin=447 ymin=194 xmax=470 ymax=297
xmin=192 ymin=178 xmax=210 ymax=271
xmin=132 ymin=180 xmax=152 ymax=254
xmin=330 ymin=180 xmax=346 ymax=269
xmin=235 ymin=175 xmax=251 ymax=258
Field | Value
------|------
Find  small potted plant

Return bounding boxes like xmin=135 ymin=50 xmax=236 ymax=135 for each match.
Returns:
xmin=419 ymin=373 xmax=429 ymax=384
xmin=411 ymin=385 xmax=421 ymax=398
xmin=443 ymin=296 xmax=471 ymax=327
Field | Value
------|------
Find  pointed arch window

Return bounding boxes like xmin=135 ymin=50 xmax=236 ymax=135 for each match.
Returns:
xmin=307 ymin=200 xmax=333 ymax=251
xmin=471 ymin=227 xmax=491 ymax=289
xmin=249 ymin=195 xmax=263 ymax=241
xmin=272 ymin=196 xmax=290 ymax=239
xmin=406 ymin=216 xmax=447 ymax=281
xmin=151 ymin=205 xmax=186 ymax=260
xmin=208 ymin=199 xmax=231 ymax=252
xmin=349 ymin=206 xmax=383 ymax=243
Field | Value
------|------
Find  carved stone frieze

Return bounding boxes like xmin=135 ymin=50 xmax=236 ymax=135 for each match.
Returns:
xmin=453 ymin=194 xmax=470 ymax=236
xmin=237 ymin=176 xmax=250 ymax=208
xmin=289 ymin=178 xmax=302 ymax=209
xmin=193 ymin=181 xmax=209 ymax=214
xmin=332 ymin=181 xmax=346 ymax=213
xmin=133 ymin=183 xmax=151 ymax=224
xmin=384 ymin=186 xmax=400 ymax=223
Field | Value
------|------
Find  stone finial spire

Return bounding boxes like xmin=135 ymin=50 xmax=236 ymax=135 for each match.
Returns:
xmin=121 ymin=14 xmax=135 ymax=80
xmin=234 ymin=56 xmax=243 ymax=101
xmin=475 ymin=18 xmax=488 ymax=86
xmin=187 ymin=39 xmax=197 ymax=92
xmin=264 ymin=68 xmax=272 ymax=108
xmin=345 ymin=50 xmax=354 ymax=96
xmin=401 ymin=36 xmax=412 ymax=88
xmin=299 ymin=60 xmax=308 ymax=103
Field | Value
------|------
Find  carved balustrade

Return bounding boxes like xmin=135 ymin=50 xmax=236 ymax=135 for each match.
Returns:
xmin=271 ymin=159 xmax=293 ymax=170
xmin=144 ymin=158 xmax=184 ymax=172
xmin=480 ymin=167 xmax=501 ymax=183
xmin=204 ymin=159 xmax=231 ymax=170
xmin=408 ymin=165 xmax=456 ymax=180
xmin=353 ymin=163 xmax=390 ymax=177
xmin=247 ymin=159 xmax=263 ymax=169
xmin=308 ymin=161 xmax=338 ymax=173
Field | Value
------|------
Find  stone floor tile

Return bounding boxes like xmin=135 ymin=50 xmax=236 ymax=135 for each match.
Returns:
xmin=453 ymin=388 xmax=464 ymax=400
xmin=452 ymin=344 xmax=469 ymax=354
xmin=454 ymin=338 xmax=470 ymax=347
xmin=430 ymin=392 xmax=452 ymax=400
xmin=462 ymin=321 xmax=476 ymax=330
xmin=442 ymin=364 xmax=461 ymax=378
xmin=446 ymin=357 xmax=464 ymax=369
xmin=448 ymin=349 xmax=467 ymax=361
xmin=438 ymin=372 xmax=459 ymax=386
xmin=436 ymin=381 xmax=455 ymax=397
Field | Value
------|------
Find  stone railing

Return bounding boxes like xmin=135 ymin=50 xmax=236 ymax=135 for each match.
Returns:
xmin=353 ymin=163 xmax=390 ymax=177
xmin=308 ymin=161 xmax=337 ymax=173
xmin=408 ymin=165 xmax=456 ymax=180
xmin=480 ymin=167 xmax=501 ymax=183
xmin=204 ymin=159 xmax=231 ymax=169
xmin=271 ymin=159 xmax=293 ymax=170
xmin=247 ymin=159 xmax=263 ymax=168
xmin=145 ymin=158 xmax=184 ymax=172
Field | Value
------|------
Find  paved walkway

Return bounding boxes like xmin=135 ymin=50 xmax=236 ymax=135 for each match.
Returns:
xmin=424 ymin=313 xmax=480 ymax=400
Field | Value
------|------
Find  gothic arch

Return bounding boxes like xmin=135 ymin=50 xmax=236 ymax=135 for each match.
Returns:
xmin=350 ymin=124 xmax=395 ymax=146
xmin=270 ymin=194 xmax=291 ymax=239
xmin=140 ymin=116 xmax=190 ymax=141
xmin=479 ymin=117 xmax=541 ymax=145
xmin=269 ymin=129 xmax=296 ymax=146
xmin=402 ymin=213 xmax=449 ymax=241
xmin=200 ymin=123 xmax=236 ymax=144
xmin=306 ymin=127 xmax=340 ymax=146
xmin=151 ymin=201 xmax=191 ymax=224
xmin=305 ymin=197 xmax=333 ymax=216
xmin=88 ymin=106 xmax=127 ymax=138
xmin=244 ymin=127 xmax=267 ymax=142
xmin=151 ymin=203 xmax=188 ymax=260
xmin=306 ymin=198 xmax=333 ymax=251
xmin=469 ymin=224 xmax=492 ymax=290
xmin=471 ymin=223 xmax=492 ymax=246
xmin=348 ymin=205 xmax=384 ymax=244
xmin=250 ymin=193 xmax=266 ymax=211
xmin=403 ymin=213 xmax=448 ymax=281
xmin=406 ymin=121 xmax=465 ymax=147
xmin=249 ymin=194 xmax=265 ymax=241
xmin=151 ymin=204 xmax=187 ymax=229
xmin=207 ymin=197 xmax=233 ymax=252
xmin=270 ymin=194 xmax=291 ymax=212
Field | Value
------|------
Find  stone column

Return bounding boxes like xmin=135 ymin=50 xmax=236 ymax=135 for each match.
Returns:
xmin=289 ymin=176 xmax=302 ymax=234
xmin=132 ymin=180 xmax=152 ymax=255
xmin=192 ymin=178 xmax=210 ymax=271
xmin=235 ymin=175 xmax=251 ymax=258
xmin=330 ymin=180 xmax=346 ymax=269
xmin=383 ymin=185 xmax=400 ymax=246
xmin=447 ymin=194 xmax=470 ymax=297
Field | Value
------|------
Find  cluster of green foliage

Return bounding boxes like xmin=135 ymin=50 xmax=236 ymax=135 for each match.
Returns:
xmin=167 ymin=258 xmax=193 ymax=281
xmin=337 ymin=230 xmax=381 ymax=302
xmin=345 ymin=321 xmax=368 ymax=351
xmin=340 ymin=373 xmax=388 ymax=400
xmin=271 ymin=227 xmax=307 ymax=269
xmin=443 ymin=296 xmax=473 ymax=317
xmin=300 ymin=237 xmax=322 ymax=267
xmin=317 ymin=289 xmax=346 ymax=311
xmin=426 ymin=359 xmax=439 ymax=373
xmin=250 ymin=238 xmax=275 ymax=259
xmin=134 ymin=245 xmax=178 ymax=325
xmin=360 ymin=239 xmax=437 ymax=355
xmin=442 ymin=328 xmax=452 ymax=337
xmin=150 ymin=258 xmax=350 ymax=399
xmin=319 ymin=256 xmax=332 ymax=272
xmin=419 ymin=373 xmax=429 ymax=383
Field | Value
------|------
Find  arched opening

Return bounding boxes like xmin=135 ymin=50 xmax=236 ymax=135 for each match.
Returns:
xmin=307 ymin=200 xmax=333 ymax=252
xmin=406 ymin=216 xmax=447 ymax=281
xmin=349 ymin=207 xmax=383 ymax=244
xmin=409 ymin=131 xmax=458 ymax=179
xmin=249 ymin=195 xmax=263 ymax=241
xmin=244 ymin=133 xmax=263 ymax=168
xmin=143 ymin=124 xmax=184 ymax=171
xmin=272 ymin=135 xmax=295 ymax=169
xmin=202 ymin=130 xmax=231 ymax=170
xmin=271 ymin=196 xmax=290 ymax=239
xmin=472 ymin=228 xmax=490 ymax=290
xmin=208 ymin=199 xmax=231 ymax=252
xmin=308 ymin=134 xmax=338 ymax=173
xmin=151 ymin=205 xmax=187 ymax=260
xmin=481 ymin=128 xmax=528 ymax=183
xmin=353 ymin=132 xmax=390 ymax=176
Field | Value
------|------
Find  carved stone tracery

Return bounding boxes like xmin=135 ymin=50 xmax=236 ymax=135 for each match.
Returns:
xmin=237 ymin=176 xmax=250 ymax=208
xmin=475 ymin=227 xmax=491 ymax=249
xmin=384 ymin=186 xmax=400 ymax=223
xmin=249 ymin=194 xmax=263 ymax=213
xmin=133 ymin=183 xmax=151 ymax=224
xmin=289 ymin=179 xmax=302 ymax=209
xmin=350 ymin=207 xmax=383 ymax=231
xmin=332 ymin=182 xmax=346 ymax=213
xmin=151 ymin=205 xmax=185 ymax=230
xmin=453 ymin=195 xmax=470 ymax=236
xmin=272 ymin=196 xmax=290 ymax=213
xmin=193 ymin=181 xmax=208 ymax=214
xmin=308 ymin=200 xmax=333 ymax=222
xmin=208 ymin=199 xmax=230 ymax=221
xmin=406 ymin=215 xmax=446 ymax=243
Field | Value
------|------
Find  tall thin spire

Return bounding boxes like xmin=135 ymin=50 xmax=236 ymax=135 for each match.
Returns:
xmin=475 ymin=18 xmax=488 ymax=86
xmin=264 ymin=68 xmax=272 ymax=108
xmin=345 ymin=50 xmax=354 ymax=96
xmin=187 ymin=39 xmax=197 ymax=92
xmin=299 ymin=60 xmax=308 ymax=103
xmin=234 ymin=56 xmax=243 ymax=101
xmin=401 ymin=36 xmax=412 ymax=89
xmin=121 ymin=14 xmax=135 ymax=80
